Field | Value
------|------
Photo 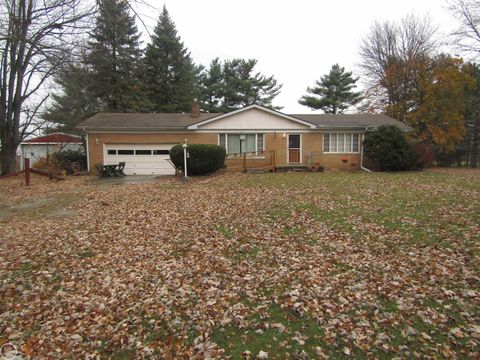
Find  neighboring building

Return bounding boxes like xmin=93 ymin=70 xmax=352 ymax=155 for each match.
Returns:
xmin=77 ymin=102 xmax=411 ymax=175
xmin=19 ymin=133 xmax=84 ymax=170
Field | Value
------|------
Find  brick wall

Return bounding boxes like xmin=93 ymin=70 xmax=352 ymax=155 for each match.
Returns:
xmin=87 ymin=131 xmax=363 ymax=174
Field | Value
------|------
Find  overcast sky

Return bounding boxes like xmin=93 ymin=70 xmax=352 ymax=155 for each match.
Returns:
xmin=135 ymin=0 xmax=460 ymax=113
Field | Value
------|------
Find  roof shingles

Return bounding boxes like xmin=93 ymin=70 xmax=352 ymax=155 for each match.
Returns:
xmin=79 ymin=112 xmax=221 ymax=130
xmin=77 ymin=109 xmax=412 ymax=131
xmin=23 ymin=133 xmax=82 ymax=143
xmin=293 ymin=113 xmax=413 ymax=131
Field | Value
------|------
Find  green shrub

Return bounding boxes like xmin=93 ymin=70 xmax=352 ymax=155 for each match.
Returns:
xmin=363 ymin=125 xmax=414 ymax=171
xmin=169 ymin=144 xmax=226 ymax=175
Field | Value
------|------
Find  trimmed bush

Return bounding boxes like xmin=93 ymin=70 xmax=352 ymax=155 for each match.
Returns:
xmin=363 ymin=125 xmax=414 ymax=171
xmin=170 ymin=144 xmax=226 ymax=175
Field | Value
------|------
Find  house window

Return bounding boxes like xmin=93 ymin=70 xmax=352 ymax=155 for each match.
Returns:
xmin=219 ymin=134 xmax=226 ymax=148
xmin=219 ymin=134 xmax=264 ymax=155
xmin=107 ymin=149 xmax=117 ymax=155
xmin=323 ymin=133 xmax=360 ymax=153
xmin=323 ymin=134 xmax=329 ymax=152
xmin=345 ymin=134 xmax=352 ymax=153
xmin=352 ymin=134 xmax=359 ymax=152
xmin=256 ymin=134 xmax=264 ymax=154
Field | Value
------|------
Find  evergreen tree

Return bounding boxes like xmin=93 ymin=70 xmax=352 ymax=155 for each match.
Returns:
xmin=199 ymin=58 xmax=224 ymax=113
xmin=88 ymin=0 xmax=143 ymax=112
xmin=299 ymin=64 xmax=363 ymax=113
xmin=200 ymin=58 xmax=282 ymax=112
xmin=143 ymin=6 xmax=199 ymax=112
xmin=43 ymin=53 xmax=100 ymax=135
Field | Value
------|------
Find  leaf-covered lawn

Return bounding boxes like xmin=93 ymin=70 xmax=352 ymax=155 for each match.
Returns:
xmin=0 ymin=169 xmax=479 ymax=359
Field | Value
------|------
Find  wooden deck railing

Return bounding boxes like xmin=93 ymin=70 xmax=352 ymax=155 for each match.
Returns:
xmin=225 ymin=150 xmax=277 ymax=172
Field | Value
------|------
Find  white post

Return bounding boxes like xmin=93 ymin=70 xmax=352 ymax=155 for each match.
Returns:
xmin=182 ymin=143 xmax=188 ymax=178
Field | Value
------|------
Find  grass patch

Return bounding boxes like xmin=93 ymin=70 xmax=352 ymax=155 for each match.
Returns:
xmin=78 ymin=249 xmax=94 ymax=258
xmin=332 ymin=259 xmax=353 ymax=273
xmin=18 ymin=262 xmax=34 ymax=272
xmin=212 ymin=303 xmax=327 ymax=358
xmin=263 ymin=173 xmax=480 ymax=249
xmin=232 ymin=243 xmax=260 ymax=263
xmin=283 ymin=225 xmax=302 ymax=235
xmin=217 ymin=224 xmax=235 ymax=238
xmin=110 ymin=348 xmax=136 ymax=360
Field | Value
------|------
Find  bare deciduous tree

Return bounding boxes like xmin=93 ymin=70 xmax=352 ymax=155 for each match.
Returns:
xmin=0 ymin=0 xmax=93 ymax=175
xmin=359 ymin=14 xmax=437 ymax=121
xmin=449 ymin=0 xmax=480 ymax=54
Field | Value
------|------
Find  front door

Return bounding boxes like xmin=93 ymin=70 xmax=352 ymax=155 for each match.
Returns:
xmin=288 ymin=134 xmax=301 ymax=163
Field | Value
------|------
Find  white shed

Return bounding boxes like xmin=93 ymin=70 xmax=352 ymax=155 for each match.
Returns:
xmin=19 ymin=133 xmax=84 ymax=170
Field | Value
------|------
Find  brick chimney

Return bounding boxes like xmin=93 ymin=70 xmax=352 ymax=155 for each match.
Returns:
xmin=191 ymin=98 xmax=200 ymax=118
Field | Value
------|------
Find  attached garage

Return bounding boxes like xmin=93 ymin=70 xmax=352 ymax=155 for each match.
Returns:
xmin=104 ymin=144 xmax=176 ymax=175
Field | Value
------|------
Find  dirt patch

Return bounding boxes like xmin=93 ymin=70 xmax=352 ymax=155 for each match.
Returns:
xmin=0 ymin=193 xmax=78 ymax=219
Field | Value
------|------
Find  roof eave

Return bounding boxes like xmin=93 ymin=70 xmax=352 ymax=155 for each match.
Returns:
xmin=21 ymin=141 xmax=83 ymax=145
xmin=78 ymin=126 xmax=189 ymax=132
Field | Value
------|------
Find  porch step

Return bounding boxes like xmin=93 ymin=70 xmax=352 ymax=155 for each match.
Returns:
xmin=275 ymin=165 xmax=310 ymax=172
xmin=245 ymin=168 xmax=273 ymax=174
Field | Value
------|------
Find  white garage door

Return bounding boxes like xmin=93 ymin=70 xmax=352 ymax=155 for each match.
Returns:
xmin=104 ymin=144 xmax=176 ymax=175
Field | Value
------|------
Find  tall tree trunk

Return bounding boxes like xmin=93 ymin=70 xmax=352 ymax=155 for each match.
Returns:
xmin=1 ymin=143 xmax=18 ymax=175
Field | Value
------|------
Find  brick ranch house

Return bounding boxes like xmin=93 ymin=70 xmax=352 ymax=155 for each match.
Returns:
xmin=78 ymin=102 xmax=411 ymax=175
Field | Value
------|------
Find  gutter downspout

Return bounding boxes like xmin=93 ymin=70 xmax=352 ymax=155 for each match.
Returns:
xmin=360 ymin=129 xmax=373 ymax=173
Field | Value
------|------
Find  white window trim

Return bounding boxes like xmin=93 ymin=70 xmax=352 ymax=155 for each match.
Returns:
xmin=323 ymin=133 xmax=360 ymax=154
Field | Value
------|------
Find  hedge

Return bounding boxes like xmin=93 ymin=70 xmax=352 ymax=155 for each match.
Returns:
xmin=169 ymin=144 xmax=226 ymax=175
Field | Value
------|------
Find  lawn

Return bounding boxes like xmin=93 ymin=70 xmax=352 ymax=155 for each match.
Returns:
xmin=0 ymin=169 xmax=479 ymax=359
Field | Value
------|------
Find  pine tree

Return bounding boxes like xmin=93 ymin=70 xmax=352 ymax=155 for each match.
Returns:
xmin=200 ymin=58 xmax=282 ymax=112
xmin=299 ymin=64 xmax=363 ymax=113
xmin=43 ymin=55 xmax=100 ymax=135
xmin=143 ymin=6 xmax=199 ymax=112
xmin=88 ymin=0 xmax=143 ymax=112
xmin=199 ymin=58 xmax=224 ymax=113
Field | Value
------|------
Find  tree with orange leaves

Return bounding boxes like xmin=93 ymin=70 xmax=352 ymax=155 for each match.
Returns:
xmin=404 ymin=55 xmax=472 ymax=154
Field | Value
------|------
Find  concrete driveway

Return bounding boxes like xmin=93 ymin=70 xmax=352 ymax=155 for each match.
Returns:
xmin=87 ymin=175 xmax=168 ymax=185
